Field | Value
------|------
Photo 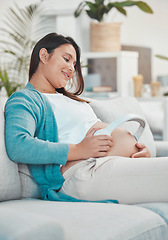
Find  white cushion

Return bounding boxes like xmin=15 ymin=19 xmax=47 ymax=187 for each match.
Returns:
xmin=1 ymin=199 xmax=167 ymax=240
xmin=0 ymin=204 xmax=63 ymax=240
xmin=89 ymin=97 xmax=156 ymax=157
xmin=0 ymin=104 xmax=21 ymax=201
xmin=139 ymin=101 xmax=163 ymax=135
xmin=19 ymin=164 xmax=41 ymax=199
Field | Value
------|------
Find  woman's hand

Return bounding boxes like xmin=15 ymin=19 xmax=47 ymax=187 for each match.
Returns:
xmin=131 ymin=143 xmax=151 ymax=158
xmin=67 ymin=128 xmax=113 ymax=161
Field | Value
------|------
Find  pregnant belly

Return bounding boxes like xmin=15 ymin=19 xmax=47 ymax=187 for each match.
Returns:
xmin=90 ymin=121 xmax=138 ymax=157
xmin=61 ymin=122 xmax=138 ymax=174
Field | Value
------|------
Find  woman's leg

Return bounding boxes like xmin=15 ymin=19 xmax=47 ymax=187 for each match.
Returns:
xmin=60 ymin=156 xmax=168 ymax=204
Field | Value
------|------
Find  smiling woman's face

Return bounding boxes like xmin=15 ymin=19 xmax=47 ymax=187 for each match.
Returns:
xmin=42 ymin=44 xmax=77 ymax=91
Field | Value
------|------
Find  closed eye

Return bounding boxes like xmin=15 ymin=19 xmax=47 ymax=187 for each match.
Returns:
xmin=63 ymin=57 xmax=69 ymax=62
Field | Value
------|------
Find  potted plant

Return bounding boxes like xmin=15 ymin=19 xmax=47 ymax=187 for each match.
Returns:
xmin=0 ymin=2 xmax=47 ymax=99
xmin=74 ymin=0 xmax=153 ymax=52
xmin=155 ymin=55 xmax=168 ymax=61
xmin=0 ymin=68 xmax=23 ymax=97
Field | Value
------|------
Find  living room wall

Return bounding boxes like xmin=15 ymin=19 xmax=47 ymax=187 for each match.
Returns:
xmin=0 ymin=0 xmax=167 ymax=82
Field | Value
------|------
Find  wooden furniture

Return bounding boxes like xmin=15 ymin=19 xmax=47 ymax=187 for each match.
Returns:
xmin=82 ymin=51 xmax=138 ymax=97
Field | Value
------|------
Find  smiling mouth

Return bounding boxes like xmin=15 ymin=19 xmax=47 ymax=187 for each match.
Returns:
xmin=62 ymin=71 xmax=69 ymax=79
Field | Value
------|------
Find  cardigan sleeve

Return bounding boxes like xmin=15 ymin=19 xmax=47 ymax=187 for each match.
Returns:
xmin=5 ymin=91 xmax=69 ymax=165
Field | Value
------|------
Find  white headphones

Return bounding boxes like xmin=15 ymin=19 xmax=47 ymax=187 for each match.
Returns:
xmin=94 ymin=113 xmax=146 ymax=142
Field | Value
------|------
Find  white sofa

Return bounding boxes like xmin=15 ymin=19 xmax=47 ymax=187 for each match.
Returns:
xmin=1 ymin=96 xmax=168 ymax=240
xmin=139 ymin=100 xmax=164 ymax=140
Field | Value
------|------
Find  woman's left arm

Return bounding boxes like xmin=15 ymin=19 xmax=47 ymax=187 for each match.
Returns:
xmin=131 ymin=143 xmax=151 ymax=158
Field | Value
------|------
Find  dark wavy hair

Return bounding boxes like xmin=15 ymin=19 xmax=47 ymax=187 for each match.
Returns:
xmin=29 ymin=32 xmax=87 ymax=102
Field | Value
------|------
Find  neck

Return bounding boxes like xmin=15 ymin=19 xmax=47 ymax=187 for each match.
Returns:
xmin=29 ymin=70 xmax=55 ymax=94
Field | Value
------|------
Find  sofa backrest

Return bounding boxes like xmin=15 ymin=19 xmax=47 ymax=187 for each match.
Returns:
xmin=0 ymin=103 xmax=21 ymax=201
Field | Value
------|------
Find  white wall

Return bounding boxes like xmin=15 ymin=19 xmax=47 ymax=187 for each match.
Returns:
xmin=0 ymin=0 xmax=167 ymax=81
xmin=114 ymin=0 xmax=168 ymax=81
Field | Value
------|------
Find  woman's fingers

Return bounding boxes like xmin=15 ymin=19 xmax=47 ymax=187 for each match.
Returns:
xmin=95 ymin=135 xmax=114 ymax=148
xmin=135 ymin=143 xmax=145 ymax=149
xmin=86 ymin=128 xmax=113 ymax=146
xmin=78 ymin=128 xmax=114 ymax=159
xmin=86 ymin=127 xmax=101 ymax=136
xmin=131 ymin=151 xmax=150 ymax=158
xmin=99 ymin=139 xmax=114 ymax=147
xmin=131 ymin=143 xmax=151 ymax=158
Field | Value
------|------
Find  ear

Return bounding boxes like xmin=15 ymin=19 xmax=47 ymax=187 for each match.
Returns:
xmin=39 ymin=48 xmax=49 ymax=63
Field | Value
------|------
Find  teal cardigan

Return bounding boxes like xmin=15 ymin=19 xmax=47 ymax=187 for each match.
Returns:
xmin=5 ymin=82 xmax=118 ymax=203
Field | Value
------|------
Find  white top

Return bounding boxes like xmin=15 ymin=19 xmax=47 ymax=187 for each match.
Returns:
xmin=43 ymin=92 xmax=100 ymax=144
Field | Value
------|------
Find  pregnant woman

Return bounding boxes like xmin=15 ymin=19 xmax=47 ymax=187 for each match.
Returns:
xmin=6 ymin=33 xmax=168 ymax=205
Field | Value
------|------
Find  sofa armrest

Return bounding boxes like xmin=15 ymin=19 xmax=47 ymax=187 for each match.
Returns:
xmin=155 ymin=141 xmax=168 ymax=157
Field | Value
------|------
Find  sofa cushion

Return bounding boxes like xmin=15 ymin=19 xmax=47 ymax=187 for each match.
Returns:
xmin=89 ymin=97 xmax=156 ymax=157
xmin=139 ymin=101 xmax=163 ymax=136
xmin=1 ymin=199 xmax=167 ymax=240
xmin=19 ymin=163 xmax=41 ymax=199
xmin=0 ymin=104 xmax=21 ymax=201
xmin=137 ymin=202 xmax=168 ymax=224
xmin=0 ymin=205 xmax=63 ymax=240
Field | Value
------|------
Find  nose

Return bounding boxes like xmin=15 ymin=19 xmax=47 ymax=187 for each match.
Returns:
xmin=69 ymin=63 xmax=75 ymax=73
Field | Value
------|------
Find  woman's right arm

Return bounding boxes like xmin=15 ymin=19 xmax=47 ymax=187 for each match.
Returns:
xmin=5 ymin=91 xmax=69 ymax=166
